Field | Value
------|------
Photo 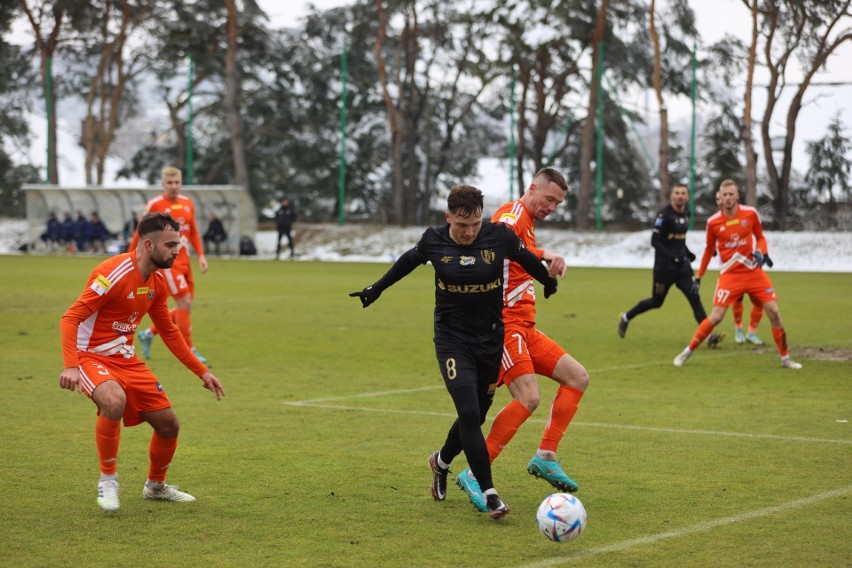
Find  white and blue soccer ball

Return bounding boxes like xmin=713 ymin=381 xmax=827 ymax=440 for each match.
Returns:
xmin=536 ymin=493 xmax=587 ymax=543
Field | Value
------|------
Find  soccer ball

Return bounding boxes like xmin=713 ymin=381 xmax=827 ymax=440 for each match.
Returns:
xmin=536 ymin=493 xmax=587 ymax=543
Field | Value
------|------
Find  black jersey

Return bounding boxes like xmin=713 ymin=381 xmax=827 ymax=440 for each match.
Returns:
xmin=363 ymin=221 xmax=554 ymax=338
xmin=651 ymin=204 xmax=693 ymax=269
xmin=409 ymin=222 xmax=536 ymax=332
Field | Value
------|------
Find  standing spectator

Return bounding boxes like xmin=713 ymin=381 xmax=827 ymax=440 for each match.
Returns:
xmin=203 ymin=212 xmax=228 ymax=255
xmin=275 ymin=197 xmax=296 ymax=259
xmin=40 ymin=212 xmax=62 ymax=249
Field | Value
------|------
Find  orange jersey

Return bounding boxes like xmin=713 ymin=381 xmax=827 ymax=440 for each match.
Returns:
xmin=698 ymin=204 xmax=768 ymax=277
xmin=492 ymin=200 xmax=545 ymax=325
xmin=129 ymin=194 xmax=204 ymax=271
xmin=60 ymin=253 xmax=207 ymax=376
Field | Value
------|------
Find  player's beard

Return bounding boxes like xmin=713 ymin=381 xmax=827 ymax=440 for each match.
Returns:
xmin=151 ymin=250 xmax=177 ymax=269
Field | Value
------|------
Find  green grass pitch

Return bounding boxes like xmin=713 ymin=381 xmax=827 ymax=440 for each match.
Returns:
xmin=1 ymin=254 xmax=850 ymax=567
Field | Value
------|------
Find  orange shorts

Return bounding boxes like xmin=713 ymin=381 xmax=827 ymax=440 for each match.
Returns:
xmin=498 ymin=321 xmax=566 ymax=386
xmin=713 ymin=270 xmax=777 ymax=308
xmin=76 ymin=353 xmax=171 ymax=427
xmin=162 ymin=265 xmax=194 ymax=300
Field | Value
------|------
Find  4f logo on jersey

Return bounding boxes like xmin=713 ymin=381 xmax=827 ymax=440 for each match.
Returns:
xmin=480 ymin=250 xmax=495 ymax=264
xmin=460 ymin=256 xmax=475 ymax=266
xmin=440 ymin=255 xmax=453 ymax=263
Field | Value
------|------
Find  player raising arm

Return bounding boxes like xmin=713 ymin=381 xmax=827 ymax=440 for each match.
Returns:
xmin=59 ymin=212 xmax=224 ymax=512
xmin=350 ymin=185 xmax=558 ymax=520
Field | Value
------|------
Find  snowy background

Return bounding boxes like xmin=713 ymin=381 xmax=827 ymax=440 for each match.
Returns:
xmin=2 ymin=218 xmax=849 ymax=273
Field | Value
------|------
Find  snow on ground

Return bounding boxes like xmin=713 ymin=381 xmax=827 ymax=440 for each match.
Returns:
xmin=2 ymin=218 xmax=850 ymax=272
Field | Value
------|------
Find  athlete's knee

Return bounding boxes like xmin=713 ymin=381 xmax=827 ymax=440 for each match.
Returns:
xmin=507 ymin=375 xmax=540 ymax=412
xmin=516 ymin=390 xmax=540 ymax=413
xmin=649 ymin=296 xmax=665 ymax=308
xmin=93 ymin=383 xmax=126 ymax=420
xmin=154 ymin=414 xmax=180 ymax=438
xmin=553 ymin=357 xmax=589 ymax=391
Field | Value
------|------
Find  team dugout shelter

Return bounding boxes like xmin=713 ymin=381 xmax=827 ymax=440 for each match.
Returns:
xmin=23 ymin=184 xmax=256 ymax=255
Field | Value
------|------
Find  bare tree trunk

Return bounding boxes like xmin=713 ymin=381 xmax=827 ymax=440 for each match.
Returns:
xmin=578 ymin=0 xmax=608 ymax=230
xmin=741 ymin=0 xmax=759 ymax=206
xmin=224 ymin=0 xmax=250 ymax=197
xmin=19 ymin=0 xmax=65 ymax=184
xmin=649 ymin=0 xmax=669 ymax=207
xmin=375 ymin=0 xmax=406 ymax=225
xmin=515 ymin=61 xmax=530 ymax=196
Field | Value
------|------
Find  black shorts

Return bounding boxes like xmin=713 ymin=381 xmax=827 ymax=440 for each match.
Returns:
xmin=433 ymin=324 xmax=502 ymax=393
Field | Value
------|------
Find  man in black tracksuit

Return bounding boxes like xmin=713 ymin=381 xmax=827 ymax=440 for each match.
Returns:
xmin=618 ymin=184 xmax=721 ymax=347
xmin=350 ymin=185 xmax=558 ymax=520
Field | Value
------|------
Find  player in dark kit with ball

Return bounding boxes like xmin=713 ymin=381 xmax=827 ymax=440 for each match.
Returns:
xmin=350 ymin=185 xmax=558 ymax=520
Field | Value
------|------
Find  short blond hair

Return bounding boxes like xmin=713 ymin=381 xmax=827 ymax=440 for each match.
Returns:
xmin=161 ymin=166 xmax=182 ymax=179
xmin=719 ymin=179 xmax=738 ymax=191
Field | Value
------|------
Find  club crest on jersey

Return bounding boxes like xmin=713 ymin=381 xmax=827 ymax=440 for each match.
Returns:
xmin=480 ymin=250 xmax=495 ymax=264
xmin=440 ymin=255 xmax=453 ymax=263
xmin=148 ymin=290 xmax=155 ymax=301
xmin=460 ymin=256 xmax=475 ymax=266
xmin=740 ymin=219 xmax=748 ymax=227
xmin=90 ymin=274 xmax=111 ymax=296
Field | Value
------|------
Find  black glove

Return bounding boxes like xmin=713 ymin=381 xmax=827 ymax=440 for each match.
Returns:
xmin=349 ymin=286 xmax=381 ymax=308
xmin=543 ymin=277 xmax=558 ymax=299
xmin=686 ymin=251 xmax=696 ymax=262
xmin=690 ymin=276 xmax=700 ymax=296
xmin=764 ymin=254 xmax=773 ymax=268
xmin=753 ymin=250 xmax=765 ymax=268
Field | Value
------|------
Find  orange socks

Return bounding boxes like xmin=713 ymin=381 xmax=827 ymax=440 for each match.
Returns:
xmin=148 ymin=432 xmax=178 ymax=483
xmin=749 ymin=306 xmax=764 ymax=334
xmin=540 ymin=386 xmax=584 ymax=453
xmin=688 ymin=318 xmax=716 ymax=351
xmin=772 ymin=327 xmax=788 ymax=357
xmin=96 ymin=416 xmax=121 ymax=476
xmin=486 ymin=400 xmax=531 ymax=462
xmin=174 ymin=308 xmax=193 ymax=348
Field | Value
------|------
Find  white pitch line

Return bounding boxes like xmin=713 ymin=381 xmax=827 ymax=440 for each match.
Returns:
xmin=518 ymin=485 xmax=852 ymax=568
xmin=283 ymin=402 xmax=852 ymax=445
